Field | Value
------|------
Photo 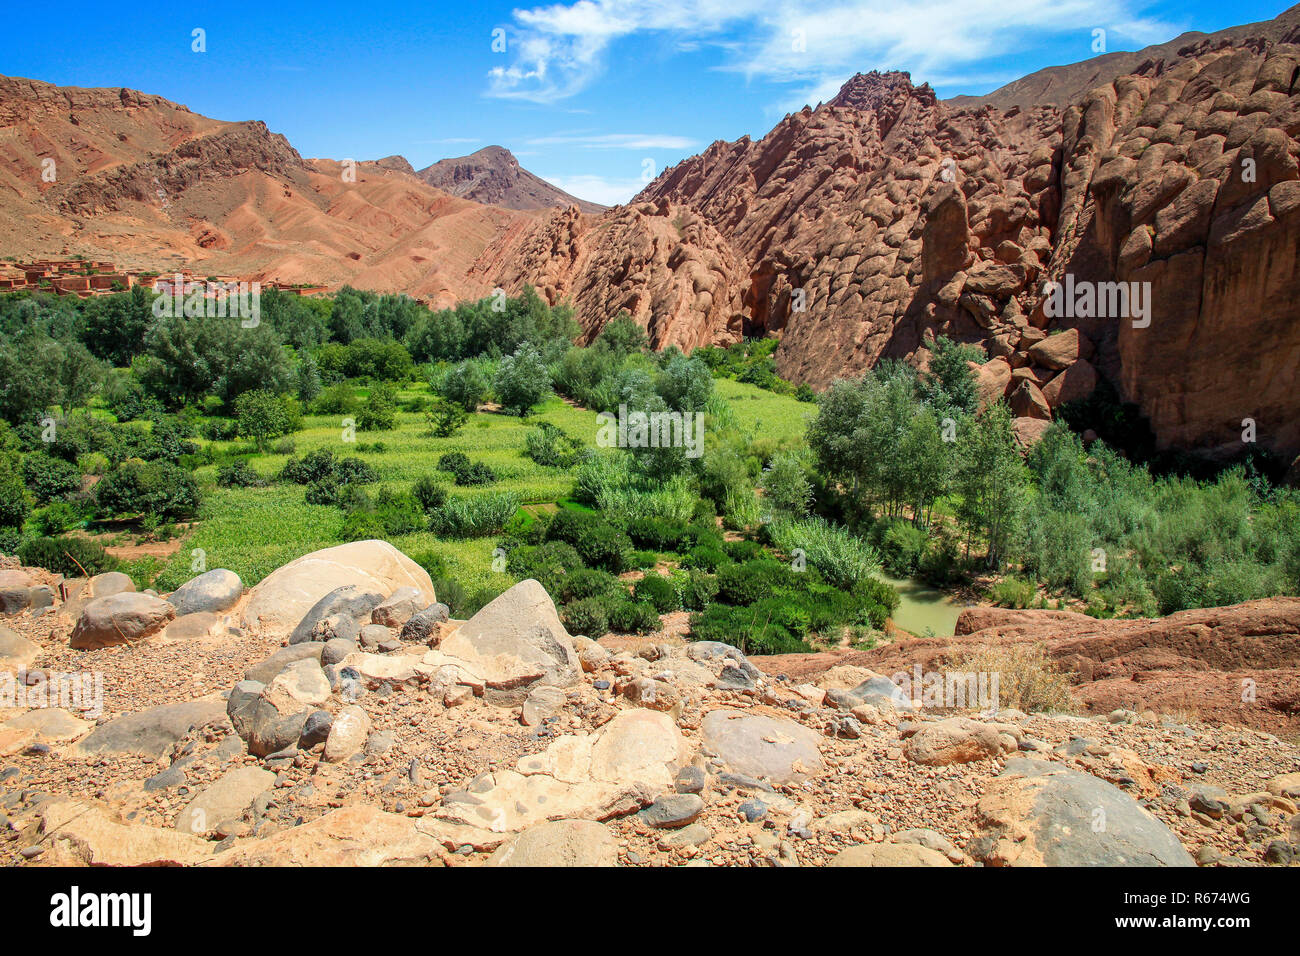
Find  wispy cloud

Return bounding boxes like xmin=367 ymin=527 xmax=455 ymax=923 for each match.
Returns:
xmin=486 ymin=0 xmax=1181 ymax=104
xmin=526 ymin=132 xmax=698 ymax=150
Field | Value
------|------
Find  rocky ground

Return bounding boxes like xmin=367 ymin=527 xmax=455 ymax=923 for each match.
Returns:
xmin=1 ymin=542 xmax=1298 ymax=867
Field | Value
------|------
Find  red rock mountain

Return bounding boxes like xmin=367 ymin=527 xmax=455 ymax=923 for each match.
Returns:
xmin=416 ymin=145 xmax=606 ymax=214
xmin=5 ymin=5 xmax=1300 ymax=465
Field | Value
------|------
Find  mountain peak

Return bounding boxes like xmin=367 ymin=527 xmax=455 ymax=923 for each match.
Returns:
xmin=416 ymin=146 xmax=604 ymax=214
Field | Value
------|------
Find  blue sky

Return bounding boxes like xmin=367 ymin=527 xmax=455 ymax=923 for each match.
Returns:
xmin=0 ymin=1 xmax=1291 ymax=204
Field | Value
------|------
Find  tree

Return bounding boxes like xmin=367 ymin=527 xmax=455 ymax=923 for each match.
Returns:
xmin=494 ymin=345 xmax=551 ymax=416
xmin=955 ymin=402 xmax=1029 ymax=568
xmin=235 ymin=390 xmax=298 ymax=450
xmin=921 ymin=336 xmax=981 ymax=416
xmin=425 ymin=400 xmax=468 ymax=438
xmin=438 ymin=360 xmax=490 ymax=410
xmin=761 ymin=451 xmax=813 ymax=519
xmin=656 ymin=353 xmax=713 ymax=412
xmin=357 ymin=382 xmax=397 ymax=431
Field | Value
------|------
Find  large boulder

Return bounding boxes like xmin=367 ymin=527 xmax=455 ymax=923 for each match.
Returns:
xmin=175 ymin=766 xmax=275 ymax=834
xmin=289 ymin=585 xmax=385 ymax=646
xmin=828 ymin=842 xmax=953 ymax=866
xmin=167 ymin=568 xmax=242 ymax=616
xmin=241 ymin=540 xmax=436 ymax=642
xmin=69 ymin=592 xmax=175 ymax=649
xmin=902 ymin=716 xmax=1020 ymax=765
xmin=700 ymin=709 xmax=824 ymax=784
xmin=487 ymin=820 xmax=618 ymax=867
xmin=1026 ymin=328 xmax=1088 ymax=370
xmin=0 ymin=624 xmax=39 ymax=672
xmin=212 ymin=805 xmax=438 ymax=866
xmin=70 ymin=699 xmax=229 ymax=759
xmin=437 ymin=579 xmax=580 ymax=702
xmin=0 ymin=570 xmax=34 ymax=614
xmin=970 ymin=758 xmax=1195 ymax=866
xmin=36 ymin=800 xmax=211 ymax=866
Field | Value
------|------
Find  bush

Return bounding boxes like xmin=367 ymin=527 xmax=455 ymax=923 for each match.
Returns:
xmin=545 ymin=509 xmax=630 ymax=573
xmin=426 ymin=400 xmax=467 ymax=438
xmin=716 ymin=558 xmax=790 ymax=606
xmin=438 ymin=452 xmax=496 ymax=486
xmin=853 ymin=577 xmax=901 ymax=629
xmin=234 ymin=389 xmax=299 ymax=449
xmin=95 ymin=460 xmax=201 ymax=521
xmin=951 ymin=643 xmax=1074 ymax=713
xmin=21 ymin=453 xmax=82 ymax=504
xmin=357 ymin=383 xmax=398 ymax=431
xmin=280 ymin=449 xmax=338 ymax=484
xmin=558 ymin=568 xmax=624 ymax=604
xmin=990 ymin=576 xmax=1036 ymax=609
xmin=412 ymin=476 xmax=448 ymax=514
xmin=429 ymin=492 xmax=520 ymax=538
xmin=216 ymin=460 xmax=267 ymax=488
xmin=878 ymin=521 xmax=930 ymax=576
xmin=437 ymin=360 xmax=490 ymax=410
xmin=677 ymin=570 xmax=719 ymax=611
xmin=766 ymin=516 xmax=881 ymax=590
xmin=562 ymin=597 xmax=610 ymax=638
xmin=724 ymin=539 xmax=765 ymax=563
xmin=627 ymin=517 xmax=691 ymax=552
xmin=688 ymin=604 xmax=810 ymax=654
xmin=628 ymin=549 xmax=658 ymax=569
xmin=607 ymin=599 xmax=660 ymax=634
xmin=633 ymin=573 xmax=680 ymax=612
xmin=506 ymin=540 xmax=584 ymax=594
xmin=495 ymin=345 xmax=551 ymax=416
xmin=18 ymin=536 xmax=118 ymax=576
xmin=682 ymin=545 xmax=728 ymax=572
xmin=525 ymin=422 xmax=583 ymax=468
xmin=312 ymin=382 xmax=360 ymax=416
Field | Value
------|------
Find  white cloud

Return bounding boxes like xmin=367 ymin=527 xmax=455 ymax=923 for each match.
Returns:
xmin=486 ymin=0 xmax=1182 ymax=104
xmin=526 ymin=132 xmax=699 ymax=149
xmin=540 ymin=172 xmax=647 ymax=205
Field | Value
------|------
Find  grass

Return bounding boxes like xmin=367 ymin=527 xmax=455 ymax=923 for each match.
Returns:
xmin=154 ymin=389 xmax=599 ymax=591
xmin=714 ymin=378 xmax=815 ymax=445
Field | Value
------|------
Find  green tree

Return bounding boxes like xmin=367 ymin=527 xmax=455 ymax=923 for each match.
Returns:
xmin=494 ymin=345 xmax=551 ymax=416
xmin=235 ymin=390 xmax=298 ymax=450
xmin=955 ymin=403 xmax=1029 ymax=568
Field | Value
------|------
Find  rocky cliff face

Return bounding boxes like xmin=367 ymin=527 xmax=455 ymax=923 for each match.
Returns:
xmin=496 ymin=28 xmax=1300 ymax=464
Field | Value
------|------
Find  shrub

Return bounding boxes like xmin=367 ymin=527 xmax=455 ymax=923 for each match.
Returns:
xmin=339 ymin=509 xmax=388 ymax=541
xmin=607 ymin=599 xmax=660 ymax=634
xmin=628 ymin=549 xmax=658 ymax=569
xmin=766 ymin=516 xmax=881 ymax=590
xmin=30 ymin=501 xmax=85 ymax=537
xmin=95 ymin=460 xmax=201 ymax=521
xmin=716 ymin=558 xmax=790 ymax=606
xmin=18 ymin=536 xmax=118 ymax=576
xmin=437 ymin=360 xmax=490 ymax=410
xmin=525 ymin=422 xmax=583 ymax=468
xmin=216 ymin=460 xmax=267 ymax=488
xmin=853 ymin=576 xmax=901 ymax=629
xmin=495 ymin=345 xmax=551 ymax=416
xmin=545 ymin=509 xmax=630 ymax=572
xmin=633 ymin=573 xmax=680 ymax=612
xmin=506 ymin=540 xmax=584 ymax=594
xmin=21 ymin=453 xmax=82 ymax=504
xmin=688 ymin=604 xmax=810 ymax=655
xmin=879 ymin=521 xmax=930 ymax=576
xmin=558 ymin=568 xmax=624 ymax=604
xmin=357 ymin=383 xmax=398 ymax=431
xmin=682 ymin=545 xmax=728 ymax=572
xmin=429 ymin=492 xmax=520 ymax=538
xmin=425 ymin=401 xmax=467 ymax=438
xmin=951 ymin=643 xmax=1074 ymax=713
xmin=562 ymin=598 xmax=610 ymax=638
xmin=724 ymin=539 xmax=765 ymax=563
xmin=626 ymin=517 xmax=691 ymax=552
xmin=280 ymin=449 xmax=339 ymax=484
xmin=234 ymin=389 xmax=299 ymax=449
xmin=990 ymin=576 xmax=1036 ymax=609
xmin=438 ymin=452 xmax=496 ymax=486
xmin=677 ymin=570 xmax=718 ymax=611
xmin=312 ymin=382 xmax=360 ymax=416
xmin=412 ymin=476 xmax=448 ymax=514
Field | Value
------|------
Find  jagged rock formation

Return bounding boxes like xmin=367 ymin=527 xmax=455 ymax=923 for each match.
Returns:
xmin=479 ymin=200 xmax=745 ymax=349
xmin=417 ymin=145 xmax=605 ymax=214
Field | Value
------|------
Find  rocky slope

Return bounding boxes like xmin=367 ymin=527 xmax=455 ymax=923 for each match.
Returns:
xmin=1 ymin=544 xmax=1298 ymax=867
xmin=0 ymin=76 xmax=533 ymax=306
xmin=416 ymin=146 xmax=606 ymax=214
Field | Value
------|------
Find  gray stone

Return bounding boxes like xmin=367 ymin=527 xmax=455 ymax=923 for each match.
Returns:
xmin=700 ymin=709 xmax=824 ymax=784
xmin=738 ymin=798 xmax=768 ymax=822
xmin=640 ymin=793 xmax=704 ymax=829
xmin=244 ymin=643 xmax=324 ymax=685
xmin=167 ymin=569 xmax=242 ymax=616
xmin=400 ymin=603 xmax=450 ymax=643
xmin=226 ymin=680 xmax=265 ymax=739
xmin=972 ymin=758 xmax=1195 ymax=867
xmin=299 ymin=710 xmax=332 ymax=749
xmin=847 ymin=675 xmax=915 ymax=712
xmin=69 ymin=592 xmax=175 ymax=649
xmin=72 ymin=700 xmax=229 ymax=759
xmin=675 ymin=765 xmax=706 ymax=795
xmin=0 ymin=625 xmax=39 ymax=671
xmin=289 ymin=585 xmax=384 ymax=646
xmin=320 ymin=638 xmax=357 ymax=667
xmin=371 ymin=587 xmax=426 ymax=628
xmin=662 ymin=823 xmax=712 ymax=848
